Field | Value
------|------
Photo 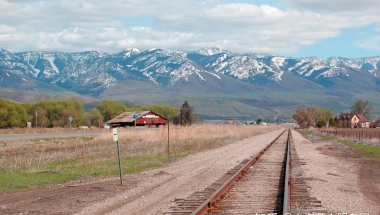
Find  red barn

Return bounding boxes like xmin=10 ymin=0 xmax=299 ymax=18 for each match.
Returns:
xmin=107 ymin=111 xmax=167 ymax=128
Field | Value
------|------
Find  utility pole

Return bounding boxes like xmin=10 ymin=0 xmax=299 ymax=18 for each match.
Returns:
xmin=167 ymin=123 xmax=170 ymax=157
xmin=113 ymin=128 xmax=122 ymax=185
xmin=35 ymin=110 xmax=38 ymax=128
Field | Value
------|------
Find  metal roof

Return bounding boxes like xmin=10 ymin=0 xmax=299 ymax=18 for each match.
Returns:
xmin=356 ymin=114 xmax=369 ymax=122
xmin=340 ymin=113 xmax=369 ymax=122
xmin=107 ymin=111 xmax=150 ymax=124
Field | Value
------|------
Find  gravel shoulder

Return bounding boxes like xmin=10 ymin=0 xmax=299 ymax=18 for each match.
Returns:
xmin=291 ymin=129 xmax=380 ymax=214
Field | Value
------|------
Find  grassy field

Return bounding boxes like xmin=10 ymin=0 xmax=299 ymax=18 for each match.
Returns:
xmin=302 ymin=129 xmax=380 ymax=162
xmin=0 ymin=124 xmax=282 ymax=192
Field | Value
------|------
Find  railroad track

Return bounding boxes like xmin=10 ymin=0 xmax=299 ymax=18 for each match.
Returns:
xmin=167 ymin=128 xmax=326 ymax=214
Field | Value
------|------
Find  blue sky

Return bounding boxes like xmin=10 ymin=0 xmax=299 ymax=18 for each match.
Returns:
xmin=0 ymin=0 xmax=379 ymax=58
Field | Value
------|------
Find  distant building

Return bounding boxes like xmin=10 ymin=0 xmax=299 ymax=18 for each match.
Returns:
xmin=339 ymin=113 xmax=370 ymax=128
xmin=107 ymin=111 xmax=167 ymax=128
xmin=370 ymin=120 xmax=380 ymax=128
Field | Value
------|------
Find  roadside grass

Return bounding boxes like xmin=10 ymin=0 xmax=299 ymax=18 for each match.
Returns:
xmin=0 ymin=127 xmax=105 ymax=135
xmin=300 ymin=130 xmax=313 ymax=136
xmin=0 ymin=124 xmax=281 ymax=192
xmin=301 ymin=129 xmax=380 ymax=162
xmin=320 ymin=135 xmax=336 ymax=141
xmin=0 ymin=155 xmax=165 ymax=192
xmin=337 ymin=139 xmax=380 ymax=162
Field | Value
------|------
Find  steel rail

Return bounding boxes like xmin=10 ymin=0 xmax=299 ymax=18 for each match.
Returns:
xmin=283 ymin=128 xmax=291 ymax=214
xmin=190 ymin=128 xmax=288 ymax=215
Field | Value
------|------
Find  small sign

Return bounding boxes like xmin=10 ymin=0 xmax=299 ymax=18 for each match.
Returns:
xmin=113 ymin=128 xmax=118 ymax=141
xmin=68 ymin=116 xmax=73 ymax=122
xmin=142 ymin=115 xmax=159 ymax=118
xmin=133 ymin=114 xmax=138 ymax=119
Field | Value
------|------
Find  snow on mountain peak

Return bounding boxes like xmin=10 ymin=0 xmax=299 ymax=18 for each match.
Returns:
xmin=122 ymin=48 xmax=141 ymax=57
xmin=195 ymin=47 xmax=225 ymax=56
xmin=246 ymin=53 xmax=272 ymax=58
xmin=271 ymin=56 xmax=286 ymax=68
xmin=1 ymin=47 xmax=380 ymax=95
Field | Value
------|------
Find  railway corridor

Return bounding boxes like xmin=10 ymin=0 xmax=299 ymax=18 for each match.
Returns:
xmin=210 ymin=130 xmax=288 ymax=214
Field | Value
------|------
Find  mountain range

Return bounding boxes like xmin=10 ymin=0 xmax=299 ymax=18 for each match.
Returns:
xmin=1 ymin=47 xmax=380 ymax=121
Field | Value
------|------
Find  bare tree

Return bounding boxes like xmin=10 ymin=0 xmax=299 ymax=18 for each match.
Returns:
xmin=350 ymin=99 xmax=373 ymax=119
xmin=293 ymin=106 xmax=334 ymax=128
xmin=33 ymin=109 xmax=48 ymax=128
xmin=292 ymin=106 xmax=308 ymax=128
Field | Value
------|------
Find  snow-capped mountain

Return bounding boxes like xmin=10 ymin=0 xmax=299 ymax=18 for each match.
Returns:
xmin=1 ymin=47 xmax=379 ymax=96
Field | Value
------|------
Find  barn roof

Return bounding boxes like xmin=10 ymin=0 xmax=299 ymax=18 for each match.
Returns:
xmin=107 ymin=111 xmax=166 ymax=124
xmin=107 ymin=111 xmax=150 ymax=124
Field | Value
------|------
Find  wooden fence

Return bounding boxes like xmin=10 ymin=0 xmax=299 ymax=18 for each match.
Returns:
xmin=317 ymin=128 xmax=380 ymax=141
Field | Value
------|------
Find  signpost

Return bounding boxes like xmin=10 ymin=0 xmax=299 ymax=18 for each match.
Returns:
xmin=68 ymin=116 xmax=73 ymax=132
xmin=133 ymin=114 xmax=138 ymax=127
xmin=113 ymin=128 xmax=123 ymax=185
xmin=167 ymin=123 xmax=170 ymax=158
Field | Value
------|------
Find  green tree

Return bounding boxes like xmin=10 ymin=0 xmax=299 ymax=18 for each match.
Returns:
xmin=31 ymin=99 xmax=85 ymax=128
xmin=87 ymin=108 xmax=104 ymax=127
xmin=316 ymin=108 xmax=334 ymax=128
xmin=96 ymin=100 xmax=128 ymax=122
xmin=173 ymin=101 xmax=198 ymax=126
xmin=0 ymin=98 xmax=28 ymax=128
xmin=21 ymin=102 xmax=34 ymax=122
xmin=256 ymin=119 xmax=262 ymax=124
xmin=141 ymin=104 xmax=179 ymax=122
xmin=328 ymin=116 xmax=339 ymax=127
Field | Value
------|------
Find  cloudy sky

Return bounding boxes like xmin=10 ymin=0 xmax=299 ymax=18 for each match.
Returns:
xmin=0 ymin=0 xmax=379 ymax=58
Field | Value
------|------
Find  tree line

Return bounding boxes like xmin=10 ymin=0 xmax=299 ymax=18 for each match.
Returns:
xmin=0 ymin=98 xmax=197 ymax=128
xmin=292 ymin=99 xmax=374 ymax=128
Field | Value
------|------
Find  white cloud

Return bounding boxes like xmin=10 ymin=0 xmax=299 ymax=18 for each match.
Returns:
xmin=355 ymin=36 xmax=380 ymax=50
xmin=0 ymin=25 xmax=14 ymax=34
xmin=0 ymin=0 xmax=379 ymax=55
xmin=282 ymin=0 xmax=380 ymax=14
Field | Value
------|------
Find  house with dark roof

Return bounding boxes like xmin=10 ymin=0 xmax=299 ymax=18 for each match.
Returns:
xmin=339 ymin=113 xmax=370 ymax=128
xmin=107 ymin=111 xmax=167 ymax=128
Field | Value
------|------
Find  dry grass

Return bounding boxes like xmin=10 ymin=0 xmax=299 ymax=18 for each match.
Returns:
xmin=96 ymin=124 xmax=280 ymax=157
xmin=0 ymin=124 xmax=282 ymax=191
xmin=0 ymin=136 xmax=108 ymax=173
xmin=1 ymin=124 xmax=280 ymax=173
xmin=0 ymin=127 xmax=105 ymax=135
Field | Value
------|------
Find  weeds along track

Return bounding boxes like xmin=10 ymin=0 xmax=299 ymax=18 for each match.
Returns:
xmin=167 ymin=128 xmax=325 ymax=214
